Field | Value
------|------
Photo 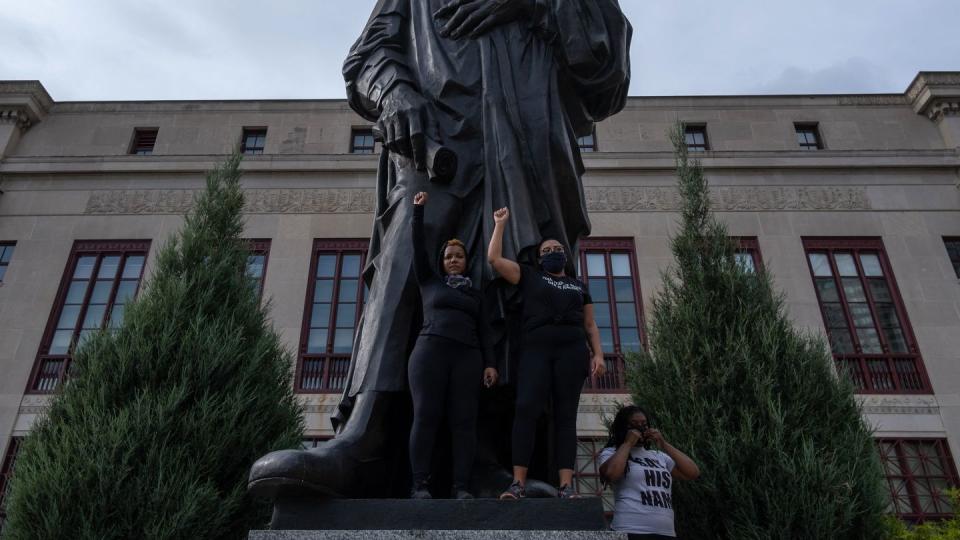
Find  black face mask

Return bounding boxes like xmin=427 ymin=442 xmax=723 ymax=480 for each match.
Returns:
xmin=541 ymin=251 xmax=566 ymax=273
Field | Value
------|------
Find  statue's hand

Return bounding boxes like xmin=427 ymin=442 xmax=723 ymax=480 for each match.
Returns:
xmin=435 ymin=0 xmax=534 ymax=40
xmin=375 ymin=83 xmax=438 ymax=172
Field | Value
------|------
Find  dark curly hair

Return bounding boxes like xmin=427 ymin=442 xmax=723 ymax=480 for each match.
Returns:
xmin=605 ymin=405 xmax=653 ymax=449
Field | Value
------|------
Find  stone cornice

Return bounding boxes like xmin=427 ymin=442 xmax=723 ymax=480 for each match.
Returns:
xmin=905 ymin=72 xmax=960 ymax=122
xmin=0 ymin=149 xmax=957 ymax=175
xmin=0 ymin=80 xmax=54 ymax=129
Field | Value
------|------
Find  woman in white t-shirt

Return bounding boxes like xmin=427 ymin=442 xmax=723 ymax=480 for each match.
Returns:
xmin=598 ymin=406 xmax=700 ymax=540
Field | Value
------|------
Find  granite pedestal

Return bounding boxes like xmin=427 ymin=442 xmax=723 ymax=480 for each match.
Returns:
xmin=262 ymin=497 xmax=615 ymax=533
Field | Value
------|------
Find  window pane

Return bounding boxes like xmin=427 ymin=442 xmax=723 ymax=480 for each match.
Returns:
xmin=336 ymin=303 xmax=357 ymax=328
xmin=66 ymin=280 xmax=89 ymax=304
xmin=114 ymin=281 xmax=138 ymax=305
xmin=809 ymin=253 xmax=832 ymax=276
xmin=599 ymin=328 xmax=613 ymax=352
xmin=835 ymin=254 xmax=858 ymax=276
xmin=314 ymin=280 xmax=334 ymax=302
xmin=586 ymin=254 xmax=606 ymax=276
xmin=860 ymin=254 xmax=883 ymax=277
xmin=815 ymin=279 xmax=839 ymax=302
xmin=338 ymin=279 xmax=359 ymax=303
xmin=610 ymin=254 xmax=631 ymax=277
xmin=310 ymin=303 xmax=331 ymax=328
xmin=829 ymin=329 xmax=855 ymax=354
xmin=122 ymin=255 xmax=145 ymax=279
xmin=50 ymin=330 xmax=73 ymax=354
xmin=0 ymin=245 xmax=12 ymax=263
xmin=342 ymin=255 xmax=362 ymax=278
xmin=868 ymin=280 xmax=892 ymax=303
xmin=90 ymin=281 xmax=114 ymax=304
xmin=57 ymin=305 xmax=81 ymax=330
xmin=876 ymin=305 xmax=901 ymax=329
xmin=316 ymin=255 xmax=337 ymax=278
xmin=82 ymin=304 xmax=107 ymax=329
xmin=857 ymin=328 xmax=882 ymax=354
xmin=884 ymin=328 xmax=908 ymax=353
xmin=110 ymin=305 xmax=125 ymax=327
xmin=307 ymin=329 xmax=328 ymax=353
xmin=616 ymin=303 xmax=637 ymax=327
xmin=74 ymin=256 xmax=97 ymax=279
xmin=247 ymin=255 xmax=265 ymax=278
xmin=613 ymin=278 xmax=635 ymax=302
xmin=592 ymin=303 xmax=611 ymax=327
xmin=588 ymin=279 xmax=608 ymax=302
xmin=823 ymin=304 xmax=848 ymax=329
xmin=333 ymin=329 xmax=354 ymax=353
xmin=849 ymin=304 xmax=876 ymax=329
xmin=735 ymin=252 xmax=756 ymax=273
xmin=842 ymin=278 xmax=866 ymax=302
xmin=619 ymin=328 xmax=641 ymax=352
xmin=97 ymin=256 xmax=121 ymax=279
xmin=0 ymin=266 xmax=5 ymax=281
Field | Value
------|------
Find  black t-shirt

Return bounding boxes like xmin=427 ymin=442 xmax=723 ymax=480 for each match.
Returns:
xmin=412 ymin=205 xmax=494 ymax=367
xmin=518 ymin=264 xmax=592 ymax=335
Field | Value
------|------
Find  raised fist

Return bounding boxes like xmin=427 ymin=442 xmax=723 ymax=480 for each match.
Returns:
xmin=493 ymin=207 xmax=510 ymax=224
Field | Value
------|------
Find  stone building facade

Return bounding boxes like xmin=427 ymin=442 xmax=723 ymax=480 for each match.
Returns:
xmin=1 ymin=72 xmax=959 ymax=522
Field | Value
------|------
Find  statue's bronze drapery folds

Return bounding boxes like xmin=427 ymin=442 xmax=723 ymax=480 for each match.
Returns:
xmin=249 ymin=0 xmax=631 ymax=498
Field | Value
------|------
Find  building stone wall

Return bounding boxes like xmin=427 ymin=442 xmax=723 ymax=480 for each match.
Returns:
xmin=1 ymin=74 xmax=959 ymax=474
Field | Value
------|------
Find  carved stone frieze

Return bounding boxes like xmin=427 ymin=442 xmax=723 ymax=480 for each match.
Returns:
xmin=858 ymin=394 xmax=940 ymax=415
xmin=85 ymin=188 xmax=376 ymax=215
xmin=85 ymin=185 xmax=872 ymax=215
xmin=584 ymin=186 xmax=871 ymax=212
xmin=837 ymin=95 xmax=906 ymax=106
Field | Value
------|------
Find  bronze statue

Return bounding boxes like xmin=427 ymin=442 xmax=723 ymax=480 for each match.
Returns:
xmin=249 ymin=0 xmax=631 ymax=499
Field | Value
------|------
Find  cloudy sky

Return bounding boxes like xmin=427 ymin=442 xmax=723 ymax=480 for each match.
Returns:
xmin=2 ymin=0 xmax=958 ymax=101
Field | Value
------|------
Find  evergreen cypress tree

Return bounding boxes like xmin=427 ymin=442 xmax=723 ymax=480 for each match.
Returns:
xmin=627 ymin=125 xmax=890 ymax=539
xmin=4 ymin=154 xmax=303 ymax=539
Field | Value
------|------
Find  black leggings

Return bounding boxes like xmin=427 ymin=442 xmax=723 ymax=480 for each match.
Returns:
xmin=408 ymin=334 xmax=483 ymax=488
xmin=512 ymin=327 xmax=589 ymax=471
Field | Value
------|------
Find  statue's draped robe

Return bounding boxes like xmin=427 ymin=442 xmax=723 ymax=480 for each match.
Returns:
xmin=337 ymin=0 xmax=631 ymax=424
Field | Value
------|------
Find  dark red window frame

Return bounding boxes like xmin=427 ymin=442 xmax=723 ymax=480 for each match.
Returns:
xmin=0 ymin=437 xmax=23 ymax=532
xmin=296 ymin=239 xmax=369 ymax=393
xmin=803 ymin=237 xmax=929 ymax=394
xmin=944 ymin=237 xmax=960 ymax=279
xmin=878 ymin=438 xmax=959 ymax=522
xmin=578 ymin=238 xmax=645 ymax=392
xmin=27 ymin=240 xmax=150 ymax=394
xmin=734 ymin=236 xmax=763 ymax=273
xmin=241 ymin=127 xmax=267 ymax=155
xmin=246 ymin=239 xmax=271 ymax=299
xmin=129 ymin=128 xmax=158 ymax=155
xmin=574 ymin=437 xmax=615 ymax=514
xmin=0 ymin=242 xmax=15 ymax=283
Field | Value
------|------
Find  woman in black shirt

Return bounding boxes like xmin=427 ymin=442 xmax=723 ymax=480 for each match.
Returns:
xmin=408 ymin=191 xmax=497 ymax=500
xmin=487 ymin=206 xmax=606 ymax=499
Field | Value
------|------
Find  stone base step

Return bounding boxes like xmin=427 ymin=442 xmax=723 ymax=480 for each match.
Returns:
xmin=250 ymin=532 xmax=626 ymax=540
xmin=269 ymin=497 xmax=609 ymax=531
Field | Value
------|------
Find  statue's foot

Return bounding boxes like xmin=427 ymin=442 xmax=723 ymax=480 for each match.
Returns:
xmin=248 ymin=392 xmax=390 ymax=500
